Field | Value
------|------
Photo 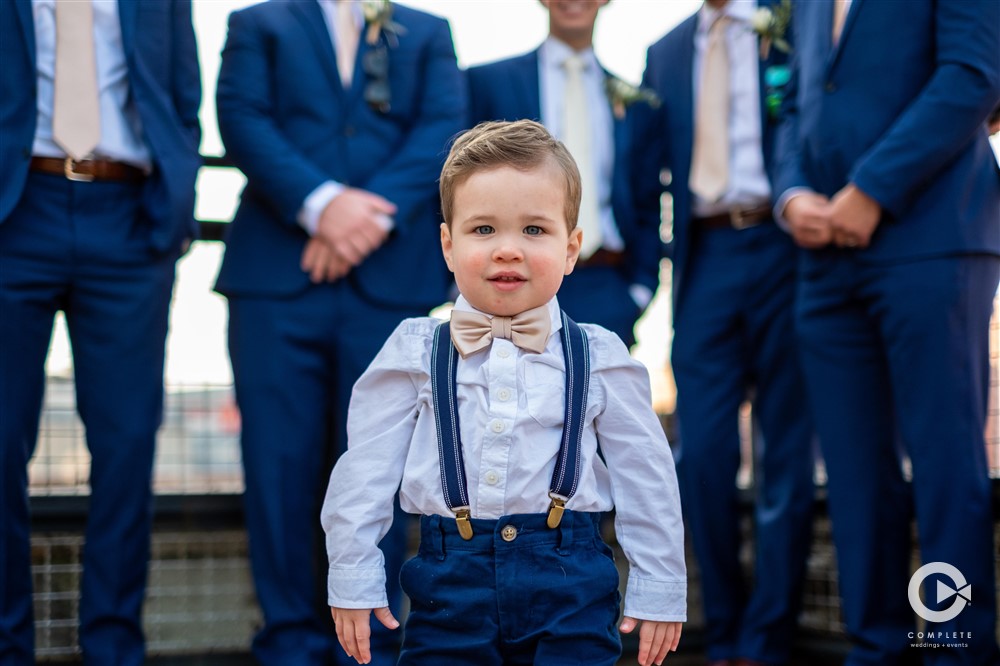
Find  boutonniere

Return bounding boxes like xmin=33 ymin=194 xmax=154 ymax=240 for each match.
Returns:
xmin=604 ymin=76 xmax=660 ymax=120
xmin=763 ymin=64 xmax=791 ymax=120
xmin=362 ymin=0 xmax=405 ymax=47
xmin=750 ymin=0 xmax=792 ymax=59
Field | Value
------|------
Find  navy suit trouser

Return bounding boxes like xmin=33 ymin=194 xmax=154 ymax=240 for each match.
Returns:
xmin=0 ymin=172 xmax=177 ymax=666
xmin=228 ymin=281 xmax=420 ymax=666
xmin=672 ymin=223 xmax=815 ymax=665
xmin=796 ymin=251 xmax=1000 ymax=666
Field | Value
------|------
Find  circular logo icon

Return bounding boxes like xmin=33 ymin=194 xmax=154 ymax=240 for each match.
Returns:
xmin=908 ymin=562 xmax=971 ymax=623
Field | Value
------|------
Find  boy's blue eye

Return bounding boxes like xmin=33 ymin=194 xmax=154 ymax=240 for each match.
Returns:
xmin=524 ymin=225 xmax=543 ymax=236
xmin=473 ymin=225 xmax=494 ymax=235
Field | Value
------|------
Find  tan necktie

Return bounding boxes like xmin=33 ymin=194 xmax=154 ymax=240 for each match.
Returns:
xmin=450 ymin=307 xmax=551 ymax=359
xmin=562 ymin=54 xmax=602 ymax=260
xmin=832 ymin=0 xmax=849 ymax=45
xmin=689 ymin=15 xmax=730 ymax=203
xmin=335 ymin=0 xmax=359 ymax=87
xmin=53 ymin=0 xmax=100 ymax=161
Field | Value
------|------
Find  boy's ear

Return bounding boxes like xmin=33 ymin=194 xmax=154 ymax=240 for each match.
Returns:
xmin=564 ymin=227 xmax=582 ymax=276
xmin=440 ymin=223 xmax=456 ymax=273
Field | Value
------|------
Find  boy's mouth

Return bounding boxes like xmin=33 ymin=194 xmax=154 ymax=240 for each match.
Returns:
xmin=489 ymin=272 xmax=526 ymax=289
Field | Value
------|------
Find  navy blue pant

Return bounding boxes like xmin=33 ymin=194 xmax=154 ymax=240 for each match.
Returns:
xmin=228 ymin=282 xmax=418 ymax=666
xmin=559 ymin=265 xmax=643 ymax=347
xmin=671 ymin=223 xmax=815 ymax=664
xmin=0 ymin=173 xmax=177 ymax=666
xmin=796 ymin=252 xmax=1000 ymax=666
xmin=398 ymin=512 xmax=621 ymax=666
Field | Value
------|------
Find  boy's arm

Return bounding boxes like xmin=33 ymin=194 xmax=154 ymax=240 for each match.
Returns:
xmin=590 ymin=331 xmax=687 ymax=622
xmin=320 ymin=321 xmax=425 ymax=610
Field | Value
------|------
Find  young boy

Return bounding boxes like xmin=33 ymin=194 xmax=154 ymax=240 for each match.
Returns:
xmin=321 ymin=120 xmax=686 ymax=666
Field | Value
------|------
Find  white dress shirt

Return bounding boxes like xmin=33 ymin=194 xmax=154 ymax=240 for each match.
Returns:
xmin=321 ymin=296 xmax=687 ymax=622
xmin=692 ymin=0 xmax=771 ymax=216
xmin=31 ymin=0 xmax=151 ymax=169
xmin=539 ymin=37 xmax=623 ymax=251
xmin=298 ymin=0 xmax=392 ymax=236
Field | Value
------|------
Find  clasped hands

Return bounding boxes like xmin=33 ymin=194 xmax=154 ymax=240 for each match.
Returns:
xmin=330 ymin=606 xmax=682 ymax=666
xmin=300 ymin=189 xmax=396 ymax=283
xmin=783 ymin=183 xmax=881 ymax=250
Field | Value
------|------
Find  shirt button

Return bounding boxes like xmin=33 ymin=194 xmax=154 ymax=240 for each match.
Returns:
xmin=485 ymin=470 xmax=499 ymax=485
xmin=501 ymin=525 xmax=518 ymax=542
xmin=491 ymin=420 xmax=505 ymax=434
xmin=497 ymin=388 xmax=511 ymax=401
xmin=497 ymin=348 xmax=511 ymax=359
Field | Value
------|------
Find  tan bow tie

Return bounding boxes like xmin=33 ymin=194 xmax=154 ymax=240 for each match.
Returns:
xmin=450 ymin=306 xmax=551 ymax=358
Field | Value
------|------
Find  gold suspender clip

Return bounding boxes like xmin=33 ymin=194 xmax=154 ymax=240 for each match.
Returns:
xmin=454 ymin=507 xmax=473 ymax=540
xmin=546 ymin=493 xmax=567 ymax=529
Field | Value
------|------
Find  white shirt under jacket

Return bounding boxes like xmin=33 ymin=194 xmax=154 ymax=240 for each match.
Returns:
xmin=320 ymin=296 xmax=687 ymax=622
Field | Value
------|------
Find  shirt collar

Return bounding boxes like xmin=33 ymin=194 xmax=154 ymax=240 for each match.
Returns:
xmin=698 ymin=0 xmax=757 ymax=36
xmin=452 ymin=295 xmax=564 ymax=338
xmin=540 ymin=35 xmax=599 ymax=74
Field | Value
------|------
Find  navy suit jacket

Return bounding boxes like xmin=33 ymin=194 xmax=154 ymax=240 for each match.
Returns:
xmin=466 ymin=49 xmax=662 ymax=296
xmin=774 ymin=0 xmax=1000 ymax=261
xmin=214 ymin=1 xmax=466 ymax=310
xmin=0 ymin=0 xmax=202 ymax=253
xmin=640 ymin=2 xmax=792 ymax=313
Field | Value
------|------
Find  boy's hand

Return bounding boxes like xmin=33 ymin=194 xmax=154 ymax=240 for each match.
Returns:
xmin=330 ymin=606 xmax=400 ymax=665
xmin=620 ymin=617 xmax=682 ymax=666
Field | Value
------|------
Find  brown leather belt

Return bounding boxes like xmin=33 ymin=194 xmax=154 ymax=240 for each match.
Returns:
xmin=30 ymin=156 xmax=147 ymax=183
xmin=693 ymin=204 xmax=772 ymax=230
xmin=576 ymin=247 xmax=625 ymax=269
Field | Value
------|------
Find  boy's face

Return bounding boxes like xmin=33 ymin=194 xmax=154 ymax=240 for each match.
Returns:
xmin=441 ymin=161 xmax=582 ymax=317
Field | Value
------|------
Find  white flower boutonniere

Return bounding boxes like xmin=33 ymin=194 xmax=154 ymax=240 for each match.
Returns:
xmin=604 ymin=76 xmax=660 ymax=120
xmin=362 ymin=0 xmax=405 ymax=46
xmin=750 ymin=0 xmax=792 ymax=59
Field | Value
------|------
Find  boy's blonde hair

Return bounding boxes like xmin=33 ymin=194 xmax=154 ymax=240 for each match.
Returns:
xmin=440 ymin=119 xmax=582 ymax=230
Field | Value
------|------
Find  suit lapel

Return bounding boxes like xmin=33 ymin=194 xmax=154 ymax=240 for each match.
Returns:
xmin=14 ymin=0 xmax=35 ymax=67
xmin=520 ymin=50 xmax=542 ymax=120
xmin=677 ymin=15 xmax=697 ymax=179
xmin=290 ymin=0 xmax=345 ymax=101
xmin=346 ymin=30 xmax=371 ymax=107
xmin=827 ymin=0 xmax=862 ymax=73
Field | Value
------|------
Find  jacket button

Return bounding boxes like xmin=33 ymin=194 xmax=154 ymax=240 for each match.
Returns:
xmin=824 ymin=82 xmax=837 ymax=93
xmin=344 ymin=125 xmax=356 ymax=137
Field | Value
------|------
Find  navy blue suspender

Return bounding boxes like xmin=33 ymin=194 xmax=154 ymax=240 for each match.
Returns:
xmin=431 ymin=311 xmax=590 ymax=540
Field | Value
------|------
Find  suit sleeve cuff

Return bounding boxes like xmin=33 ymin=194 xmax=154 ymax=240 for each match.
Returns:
xmin=298 ymin=181 xmax=345 ymax=236
xmin=327 ymin=566 xmax=388 ymax=610
xmin=773 ymin=187 xmax=815 ymax=234
xmin=623 ymin=576 xmax=687 ymax=622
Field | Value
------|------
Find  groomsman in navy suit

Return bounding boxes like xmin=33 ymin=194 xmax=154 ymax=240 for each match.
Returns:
xmin=639 ymin=1 xmax=815 ymax=664
xmin=0 ymin=1 xmax=201 ymax=663
xmin=776 ymin=1 xmax=1000 ymax=664
xmin=467 ymin=0 xmax=662 ymax=347
xmin=215 ymin=2 xmax=464 ymax=664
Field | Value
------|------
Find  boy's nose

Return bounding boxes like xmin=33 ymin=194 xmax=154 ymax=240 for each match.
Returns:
xmin=492 ymin=241 xmax=524 ymax=262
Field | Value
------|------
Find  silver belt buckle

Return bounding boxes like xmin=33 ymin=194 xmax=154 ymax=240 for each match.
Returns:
xmin=64 ymin=158 xmax=95 ymax=183
xmin=729 ymin=207 xmax=757 ymax=230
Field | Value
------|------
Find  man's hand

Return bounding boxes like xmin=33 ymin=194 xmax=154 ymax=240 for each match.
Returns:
xmin=316 ymin=189 xmax=396 ymax=267
xmin=783 ymin=192 xmax=833 ymax=249
xmin=829 ymin=183 xmax=881 ymax=249
xmin=301 ymin=237 xmax=350 ymax=283
xmin=330 ymin=606 xmax=399 ymax=665
xmin=620 ymin=617 xmax=682 ymax=666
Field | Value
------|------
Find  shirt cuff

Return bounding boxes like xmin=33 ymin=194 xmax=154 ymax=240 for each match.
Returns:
xmin=623 ymin=575 xmax=687 ymax=622
xmin=628 ymin=284 xmax=654 ymax=311
xmin=298 ymin=181 xmax=345 ymax=236
xmin=327 ymin=566 xmax=388 ymax=610
xmin=773 ymin=187 xmax=815 ymax=234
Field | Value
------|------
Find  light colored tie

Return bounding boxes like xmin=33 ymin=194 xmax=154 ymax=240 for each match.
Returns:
xmin=450 ymin=307 xmax=551 ymax=359
xmin=53 ymin=0 xmax=100 ymax=161
xmin=689 ymin=15 xmax=730 ymax=203
xmin=832 ymin=0 xmax=849 ymax=45
xmin=335 ymin=0 xmax=359 ymax=87
xmin=562 ymin=54 xmax=602 ymax=260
